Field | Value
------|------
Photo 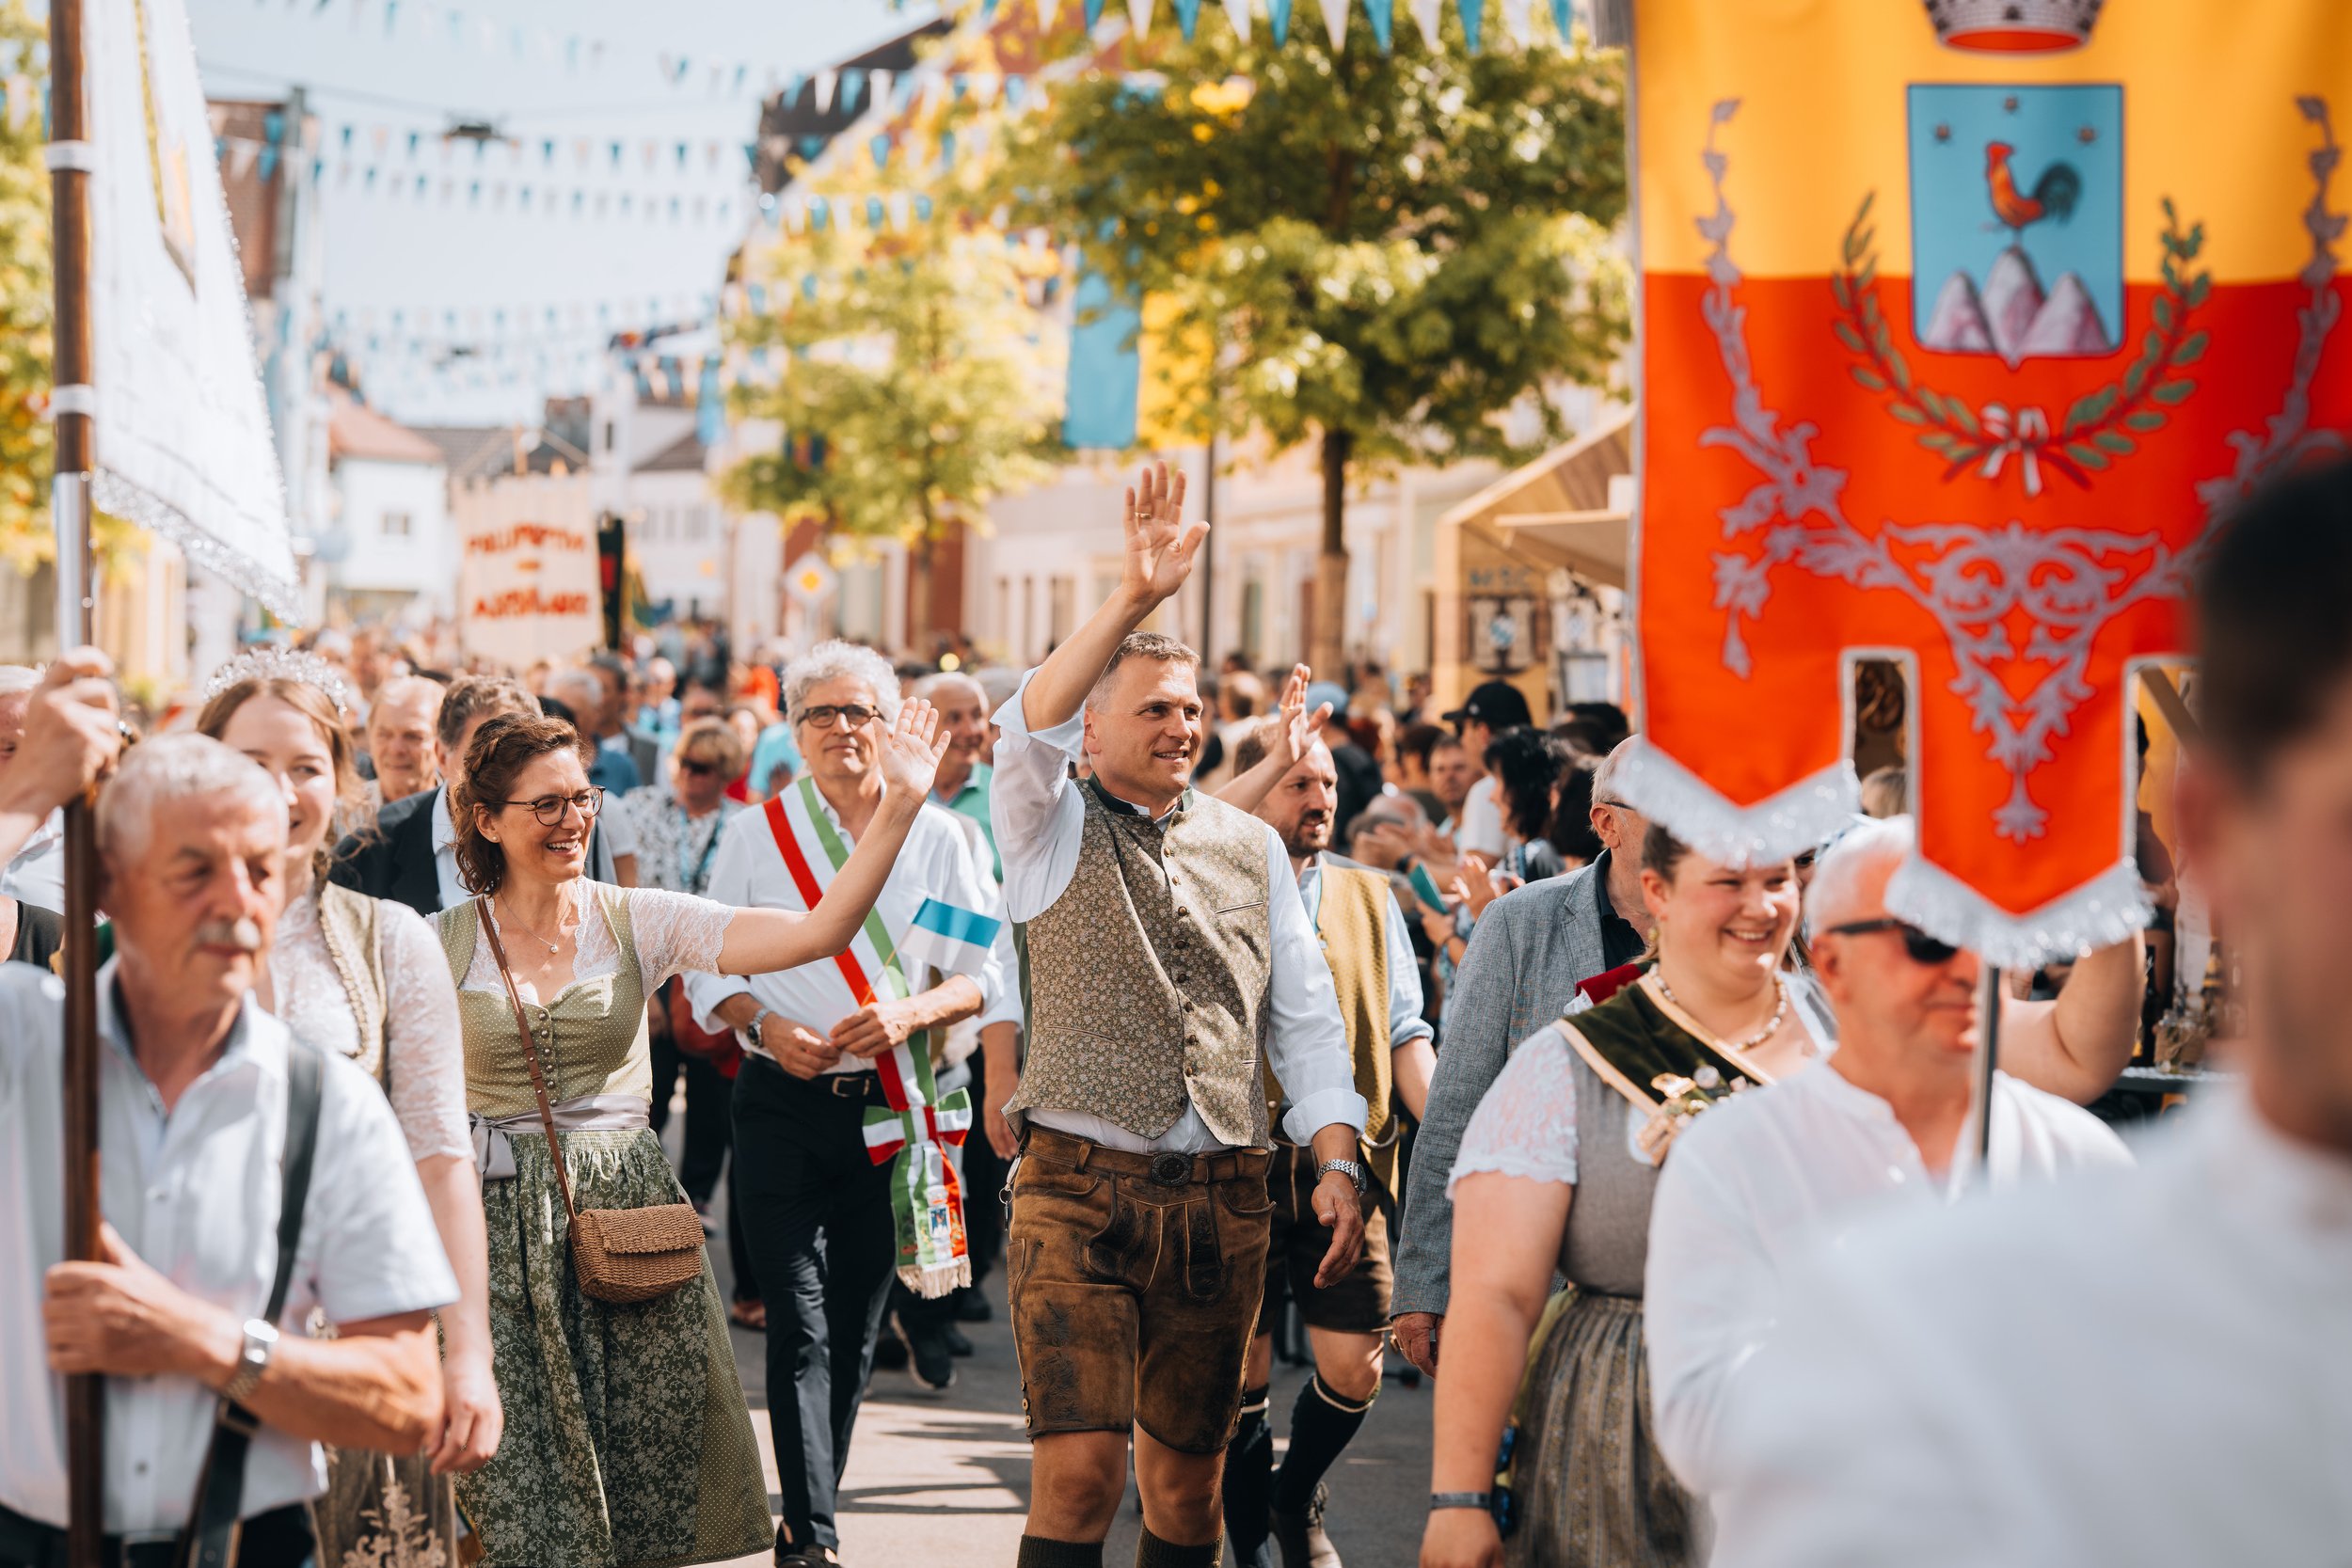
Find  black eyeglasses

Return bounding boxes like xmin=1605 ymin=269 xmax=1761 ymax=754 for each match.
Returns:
xmin=1820 ymin=918 xmax=1961 ymax=965
xmin=502 ymin=786 xmax=604 ymax=826
xmin=798 ymin=704 xmax=881 ymax=730
xmin=678 ymin=758 xmax=721 ymax=777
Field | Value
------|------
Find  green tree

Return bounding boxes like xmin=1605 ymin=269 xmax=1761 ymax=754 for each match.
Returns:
xmin=993 ymin=8 xmax=1629 ymax=673
xmin=0 ymin=0 xmax=53 ymax=574
xmin=721 ymin=208 xmax=1056 ymax=653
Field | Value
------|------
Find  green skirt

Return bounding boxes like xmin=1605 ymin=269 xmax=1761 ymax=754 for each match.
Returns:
xmin=1508 ymin=1292 xmax=1699 ymax=1568
xmin=456 ymin=1127 xmax=771 ymax=1568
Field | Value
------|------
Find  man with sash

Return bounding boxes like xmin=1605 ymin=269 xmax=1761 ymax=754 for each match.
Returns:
xmin=991 ymin=461 xmax=1369 ymax=1568
xmin=685 ymin=640 xmax=1005 ymax=1568
xmin=1216 ymin=722 xmax=1437 ymax=1568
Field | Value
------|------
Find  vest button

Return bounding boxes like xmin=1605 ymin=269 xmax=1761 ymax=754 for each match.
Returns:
xmin=1175 ymin=907 xmax=1189 ymax=919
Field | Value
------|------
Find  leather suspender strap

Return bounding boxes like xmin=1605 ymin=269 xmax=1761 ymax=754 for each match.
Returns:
xmin=179 ymin=1041 xmax=325 ymax=1568
xmin=475 ymin=896 xmax=580 ymax=1224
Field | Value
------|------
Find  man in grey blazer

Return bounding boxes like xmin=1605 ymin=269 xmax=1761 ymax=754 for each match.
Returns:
xmin=1389 ymin=755 xmax=1649 ymax=1375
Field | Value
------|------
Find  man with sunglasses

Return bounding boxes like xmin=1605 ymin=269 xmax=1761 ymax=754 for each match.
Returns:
xmin=1641 ymin=813 xmax=2137 ymax=1509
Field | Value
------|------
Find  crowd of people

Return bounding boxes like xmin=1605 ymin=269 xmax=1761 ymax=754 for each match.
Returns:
xmin=1 ymin=456 xmax=2344 ymax=1568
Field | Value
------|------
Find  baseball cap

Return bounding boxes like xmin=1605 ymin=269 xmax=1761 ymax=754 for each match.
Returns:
xmin=1303 ymin=681 xmax=1351 ymax=718
xmin=1442 ymin=679 xmax=1534 ymax=730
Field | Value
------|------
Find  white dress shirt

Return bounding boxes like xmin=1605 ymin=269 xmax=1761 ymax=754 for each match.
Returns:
xmin=0 ymin=808 xmax=64 ymax=911
xmin=685 ymin=791 xmax=1006 ymax=1071
xmin=0 ymin=961 xmax=458 ymax=1533
xmin=1455 ymin=774 xmax=1506 ymax=858
xmin=430 ymin=787 xmax=468 ymax=913
xmin=1707 ymin=1088 xmax=2347 ymax=1568
xmin=989 ymin=671 xmax=1367 ymax=1152
xmin=1645 ymin=1060 xmax=2131 ymax=1499
xmin=1299 ymin=853 xmax=1433 ymax=1054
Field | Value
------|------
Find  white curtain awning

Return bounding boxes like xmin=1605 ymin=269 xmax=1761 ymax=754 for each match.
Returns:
xmin=1438 ymin=407 xmax=1634 ymax=588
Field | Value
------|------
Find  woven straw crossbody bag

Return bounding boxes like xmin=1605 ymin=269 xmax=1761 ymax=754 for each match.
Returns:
xmin=478 ymin=898 xmax=705 ymax=1304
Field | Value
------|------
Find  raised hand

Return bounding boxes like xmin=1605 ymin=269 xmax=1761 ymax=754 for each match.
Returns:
xmin=875 ymin=697 xmax=949 ymax=803
xmin=1117 ymin=458 xmax=1206 ymax=609
xmin=1 ymin=646 xmax=120 ymax=821
xmin=1273 ymin=662 xmax=1329 ymax=768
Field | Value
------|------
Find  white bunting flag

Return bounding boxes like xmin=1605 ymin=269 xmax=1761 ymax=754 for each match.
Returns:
xmin=1409 ymin=0 xmax=1444 ymax=48
xmin=814 ymin=69 xmax=837 ymax=113
xmin=969 ymin=71 xmax=1000 ymax=107
xmin=1502 ymin=0 xmax=1532 ymax=43
xmin=1036 ymin=0 xmax=1063 ymax=23
xmin=1319 ymin=0 xmax=1351 ymax=47
xmin=1128 ymin=0 xmax=1155 ymax=36
xmin=870 ymin=69 xmax=894 ymax=109
xmin=1220 ymin=0 xmax=1253 ymax=40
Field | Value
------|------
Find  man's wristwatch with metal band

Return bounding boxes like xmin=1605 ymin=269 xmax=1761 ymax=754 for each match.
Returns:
xmin=219 ymin=1318 xmax=279 ymax=1405
xmin=1318 ymin=1156 xmax=1372 ymax=1196
xmin=745 ymin=1006 xmax=775 ymax=1049
xmin=1429 ymin=1491 xmax=1493 ymax=1513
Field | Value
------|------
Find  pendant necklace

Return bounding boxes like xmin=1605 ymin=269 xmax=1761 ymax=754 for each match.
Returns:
xmin=1655 ymin=971 xmax=1788 ymax=1055
xmin=497 ymin=885 xmax=573 ymax=957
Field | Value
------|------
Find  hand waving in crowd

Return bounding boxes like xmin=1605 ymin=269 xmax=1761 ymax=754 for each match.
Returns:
xmin=874 ymin=696 xmax=949 ymax=803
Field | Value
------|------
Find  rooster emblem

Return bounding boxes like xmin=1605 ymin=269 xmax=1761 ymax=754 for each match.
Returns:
xmin=1983 ymin=141 xmax=2083 ymax=242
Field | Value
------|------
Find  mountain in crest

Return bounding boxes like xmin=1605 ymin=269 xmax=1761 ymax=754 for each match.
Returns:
xmin=1979 ymin=246 xmax=2046 ymax=366
xmin=1922 ymin=272 xmax=1995 ymax=355
xmin=1917 ymin=245 xmax=2116 ymax=365
xmin=2016 ymin=271 xmax=2115 ymax=358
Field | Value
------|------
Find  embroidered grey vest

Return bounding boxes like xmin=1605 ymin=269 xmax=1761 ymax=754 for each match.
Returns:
xmin=314 ymin=880 xmax=389 ymax=1086
xmin=1009 ymin=780 xmax=1275 ymax=1147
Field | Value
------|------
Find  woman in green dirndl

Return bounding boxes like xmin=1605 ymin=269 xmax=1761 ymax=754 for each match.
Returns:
xmin=438 ymin=704 xmax=946 ymax=1568
xmin=1422 ymin=825 xmax=1832 ymax=1568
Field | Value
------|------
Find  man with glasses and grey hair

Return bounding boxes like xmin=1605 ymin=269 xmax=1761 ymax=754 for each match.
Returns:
xmin=1642 ymin=813 xmax=2137 ymax=1517
xmin=687 ymin=640 xmax=1005 ymax=1568
xmin=1388 ymin=737 xmax=1652 ymax=1376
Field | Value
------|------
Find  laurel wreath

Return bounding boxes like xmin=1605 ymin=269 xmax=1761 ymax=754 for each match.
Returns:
xmin=1830 ymin=194 xmax=2210 ymax=491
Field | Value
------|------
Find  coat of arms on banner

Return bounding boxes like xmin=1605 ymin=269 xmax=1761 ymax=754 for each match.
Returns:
xmin=1625 ymin=0 xmax=2352 ymax=962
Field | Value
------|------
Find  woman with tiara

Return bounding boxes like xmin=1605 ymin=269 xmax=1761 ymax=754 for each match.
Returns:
xmin=199 ymin=649 xmax=501 ymax=1568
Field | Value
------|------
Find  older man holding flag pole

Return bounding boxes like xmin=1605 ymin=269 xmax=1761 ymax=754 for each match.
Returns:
xmin=686 ymin=640 xmax=1006 ymax=1568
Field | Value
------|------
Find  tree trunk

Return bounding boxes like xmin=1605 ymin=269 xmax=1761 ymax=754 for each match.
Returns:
xmin=1313 ymin=427 xmax=1351 ymax=679
xmin=908 ymin=530 xmax=936 ymax=661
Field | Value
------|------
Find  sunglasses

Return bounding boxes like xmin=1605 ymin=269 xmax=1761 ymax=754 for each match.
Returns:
xmin=1820 ymin=918 xmax=1961 ymax=965
xmin=678 ymin=757 xmax=723 ymax=777
xmin=798 ymin=704 xmax=881 ymax=730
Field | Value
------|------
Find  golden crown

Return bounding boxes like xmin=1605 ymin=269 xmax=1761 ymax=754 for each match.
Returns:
xmin=1921 ymin=0 xmax=2105 ymax=52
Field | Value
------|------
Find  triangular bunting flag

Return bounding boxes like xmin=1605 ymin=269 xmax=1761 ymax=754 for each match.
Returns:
xmin=1173 ymin=0 xmax=1203 ymax=37
xmin=1454 ymin=0 xmax=1483 ymax=50
xmin=1085 ymin=0 xmax=1108 ymax=27
xmin=1411 ymin=0 xmax=1444 ymax=47
xmin=1128 ymin=0 xmax=1155 ymax=34
xmin=1220 ymin=0 xmax=1252 ymax=41
xmin=1549 ymin=0 xmax=1572 ymax=40
xmin=1365 ymin=0 xmax=1393 ymax=48
xmin=1037 ymin=0 xmax=1064 ymax=24
xmin=971 ymin=71 xmax=1001 ymax=106
xmin=814 ymin=69 xmax=837 ymax=113
xmin=870 ymin=133 xmax=891 ymax=169
xmin=1267 ymin=0 xmax=1293 ymax=43
xmin=1501 ymin=0 xmax=1531 ymax=44
xmin=840 ymin=67 xmax=867 ymax=110
xmin=870 ymin=69 xmax=894 ymax=107
xmin=1319 ymin=0 xmax=1350 ymax=47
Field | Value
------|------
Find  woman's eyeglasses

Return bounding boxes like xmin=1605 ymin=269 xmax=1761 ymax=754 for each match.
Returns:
xmin=502 ymin=787 xmax=604 ymax=826
xmin=1820 ymin=917 xmax=1961 ymax=966
xmin=797 ymin=704 xmax=881 ymax=730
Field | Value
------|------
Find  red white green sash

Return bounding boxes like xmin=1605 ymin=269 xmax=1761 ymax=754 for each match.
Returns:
xmin=763 ymin=780 xmax=973 ymax=1296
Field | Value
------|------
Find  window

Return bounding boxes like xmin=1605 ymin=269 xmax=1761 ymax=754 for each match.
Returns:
xmin=381 ymin=511 xmax=411 ymax=538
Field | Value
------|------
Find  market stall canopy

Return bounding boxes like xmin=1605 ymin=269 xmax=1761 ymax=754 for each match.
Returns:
xmin=1438 ymin=407 xmax=1633 ymax=588
xmin=83 ymin=0 xmax=297 ymax=618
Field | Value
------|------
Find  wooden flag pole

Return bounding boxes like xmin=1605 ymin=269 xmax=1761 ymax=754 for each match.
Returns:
xmin=46 ymin=0 xmax=103 ymax=1561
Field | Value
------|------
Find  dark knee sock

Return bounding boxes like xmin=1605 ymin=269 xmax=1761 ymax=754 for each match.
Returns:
xmin=1272 ymin=1373 xmax=1376 ymax=1512
xmin=1016 ymin=1536 xmax=1104 ymax=1568
xmin=1136 ymin=1526 xmax=1222 ymax=1568
xmin=1223 ymin=1383 xmax=1275 ymax=1561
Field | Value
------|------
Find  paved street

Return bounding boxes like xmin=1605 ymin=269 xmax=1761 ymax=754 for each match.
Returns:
xmin=685 ymin=1131 xmax=1433 ymax=1568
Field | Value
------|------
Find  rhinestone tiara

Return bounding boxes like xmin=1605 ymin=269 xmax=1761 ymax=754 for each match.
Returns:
xmin=199 ymin=646 xmax=356 ymax=719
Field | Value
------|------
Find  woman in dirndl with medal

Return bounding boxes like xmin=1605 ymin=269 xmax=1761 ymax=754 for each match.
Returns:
xmin=1421 ymin=822 xmax=1833 ymax=1568
xmin=436 ymin=700 xmax=946 ymax=1568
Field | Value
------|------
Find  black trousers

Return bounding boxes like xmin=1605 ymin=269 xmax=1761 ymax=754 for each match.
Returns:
xmin=732 ymin=1055 xmax=899 ymax=1553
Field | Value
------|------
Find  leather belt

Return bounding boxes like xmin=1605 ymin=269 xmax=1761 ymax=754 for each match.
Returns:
xmin=748 ymin=1054 xmax=886 ymax=1100
xmin=0 ymin=1503 xmax=312 ymax=1568
xmin=1021 ymin=1126 xmax=1270 ymax=1185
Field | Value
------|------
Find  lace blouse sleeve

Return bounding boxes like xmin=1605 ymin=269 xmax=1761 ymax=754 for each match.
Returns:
xmin=619 ymin=886 xmax=736 ymax=993
xmin=1447 ymin=1022 xmax=1581 ymax=1197
xmin=376 ymin=901 xmax=472 ymax=1163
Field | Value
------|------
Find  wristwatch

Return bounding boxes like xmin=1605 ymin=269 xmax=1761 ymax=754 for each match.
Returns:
xmin=745 ymin=1006 xmax=775 ymax=1048
xmin=1429 ymin=1492 xmax=1492 ymax=1513
xmin=219 ymin=1318 xmax=279 ymax=1405
xmin=1317 ymin=1156 xmax=1372 ymax=1196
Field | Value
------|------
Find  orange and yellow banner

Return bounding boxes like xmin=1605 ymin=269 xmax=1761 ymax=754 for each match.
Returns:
xmin=1621 ymin=0 xmax=2352 ymax=962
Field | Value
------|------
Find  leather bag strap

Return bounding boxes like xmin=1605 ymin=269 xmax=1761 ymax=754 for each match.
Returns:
xmin=475 ymin=896 xmax=580 ymax=1223
xmin=180 ymin=1041 xmax=325 ymax=1568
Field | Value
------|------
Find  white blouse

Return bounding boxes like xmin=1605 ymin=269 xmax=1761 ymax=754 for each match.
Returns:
xmin=267 ymin=888 xmax=471 ymax=1163
xmin=455 ymin=884 xmax=734 ymax=1007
